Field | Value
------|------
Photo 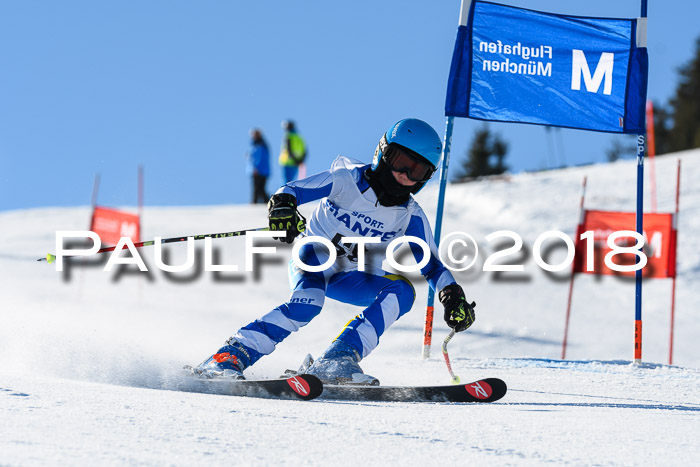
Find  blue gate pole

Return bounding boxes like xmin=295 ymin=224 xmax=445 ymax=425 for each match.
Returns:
xmin=422 ymin=0 xmax=472 ymax=359
xmin=634 ymin=0 xmax=648 ymax=364
xmin=634 ymin=136 xmax=645 ymax=363
xmin=422 ymin=116 xmax=455 ymax=359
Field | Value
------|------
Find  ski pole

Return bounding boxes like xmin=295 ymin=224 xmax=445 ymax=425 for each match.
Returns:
xmin=442 ymin=329 xmax=461 ymax=384
xmin=37 ymin=226 xmax=269 ymax=263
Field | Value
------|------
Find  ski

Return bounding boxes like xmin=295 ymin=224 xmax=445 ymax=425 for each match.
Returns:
xmin=182 ymin=368 xmax=323 ymax=401
xmin=319 ymin=377 xmax=507 ymax=403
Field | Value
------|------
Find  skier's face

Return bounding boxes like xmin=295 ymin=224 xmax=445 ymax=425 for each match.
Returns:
xmin=391 ymin=170 xmax=418 ymax=187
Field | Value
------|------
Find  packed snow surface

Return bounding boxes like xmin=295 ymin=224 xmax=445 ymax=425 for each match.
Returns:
xmin=2 ymin=151 xmax=698 ymax=465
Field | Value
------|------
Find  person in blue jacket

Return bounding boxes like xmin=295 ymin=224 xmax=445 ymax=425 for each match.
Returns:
xmin=247 ymin=128 xmax=271 ymax=204
xmin=197 ymin=118 xmax=476 ymax=384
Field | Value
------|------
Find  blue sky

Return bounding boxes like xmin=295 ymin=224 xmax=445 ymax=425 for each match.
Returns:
xmin=1 ymin=0 xmax=698 ymax=211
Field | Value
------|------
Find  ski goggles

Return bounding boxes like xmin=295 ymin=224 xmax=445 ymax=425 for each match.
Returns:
xmin=382 ymin=142 xmax=436 ymax=182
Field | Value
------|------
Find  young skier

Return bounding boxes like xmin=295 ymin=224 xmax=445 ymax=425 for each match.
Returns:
xmin=195 ymin=118 xmax=476 ymax=384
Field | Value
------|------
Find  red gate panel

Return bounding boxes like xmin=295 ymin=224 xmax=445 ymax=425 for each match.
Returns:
xmin=90 ymin=206 xmax=140 ymax=247
xmin=574 ymin=210 xmax=675 ymax=278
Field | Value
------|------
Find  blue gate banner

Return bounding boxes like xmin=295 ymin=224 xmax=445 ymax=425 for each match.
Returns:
xmin=445 ymin=1 xmax=648 ymax=134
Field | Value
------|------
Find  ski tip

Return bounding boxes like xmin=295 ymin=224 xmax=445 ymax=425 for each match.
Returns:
xmin=287 ymin=374 xmax=323 ymax=400
xmin=465 ymin=377 xmax=507 ymax=402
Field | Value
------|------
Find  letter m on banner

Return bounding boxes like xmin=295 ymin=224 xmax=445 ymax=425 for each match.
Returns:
xmin=571 ymin=50 xmax=614 ymax=95
xmin=445 ymin=1 xmax=648 ymax=133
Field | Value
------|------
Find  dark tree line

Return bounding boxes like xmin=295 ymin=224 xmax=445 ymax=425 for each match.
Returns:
xmin=454 ymin=125 xmax=509 ymax=181
xmin=654 ymin=36 xmax=700 ymax=154
xmin=612 ymin=35 xmax=700 ymax=159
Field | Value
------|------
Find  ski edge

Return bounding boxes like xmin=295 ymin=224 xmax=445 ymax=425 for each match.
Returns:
xmin=319 ymin=377 xmax=507 ymax=403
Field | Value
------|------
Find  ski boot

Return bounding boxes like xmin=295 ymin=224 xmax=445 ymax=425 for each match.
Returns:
xmin=192 ymin=339 xmax=249 ymax=379
xmin=306 ymin=340 xmax=379 ymax=386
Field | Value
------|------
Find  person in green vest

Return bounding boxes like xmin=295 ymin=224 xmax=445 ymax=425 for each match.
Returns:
xmin=279 ymin=120 xmax=306 ymax=183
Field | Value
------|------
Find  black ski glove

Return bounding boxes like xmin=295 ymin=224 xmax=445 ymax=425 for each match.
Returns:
xmin=439 ymin=283 xmax=476 ymax=333
xmin=268 ymin=193 xmax=306 ymax=244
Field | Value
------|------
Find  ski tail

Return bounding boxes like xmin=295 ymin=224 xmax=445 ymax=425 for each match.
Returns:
xmin=184 ymin=367 xmax=323 ymax=401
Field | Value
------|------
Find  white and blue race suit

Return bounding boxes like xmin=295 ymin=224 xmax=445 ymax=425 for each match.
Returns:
xmin=232 ymin=156 xmax=456 ymax=366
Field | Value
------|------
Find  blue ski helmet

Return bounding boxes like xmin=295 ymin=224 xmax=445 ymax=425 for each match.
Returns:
xmin=372 ymin=118 xmax=442 ymax=194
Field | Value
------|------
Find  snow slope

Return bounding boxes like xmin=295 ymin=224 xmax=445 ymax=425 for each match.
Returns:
xmin=1 ymin=151 xmax=699 ymax=465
